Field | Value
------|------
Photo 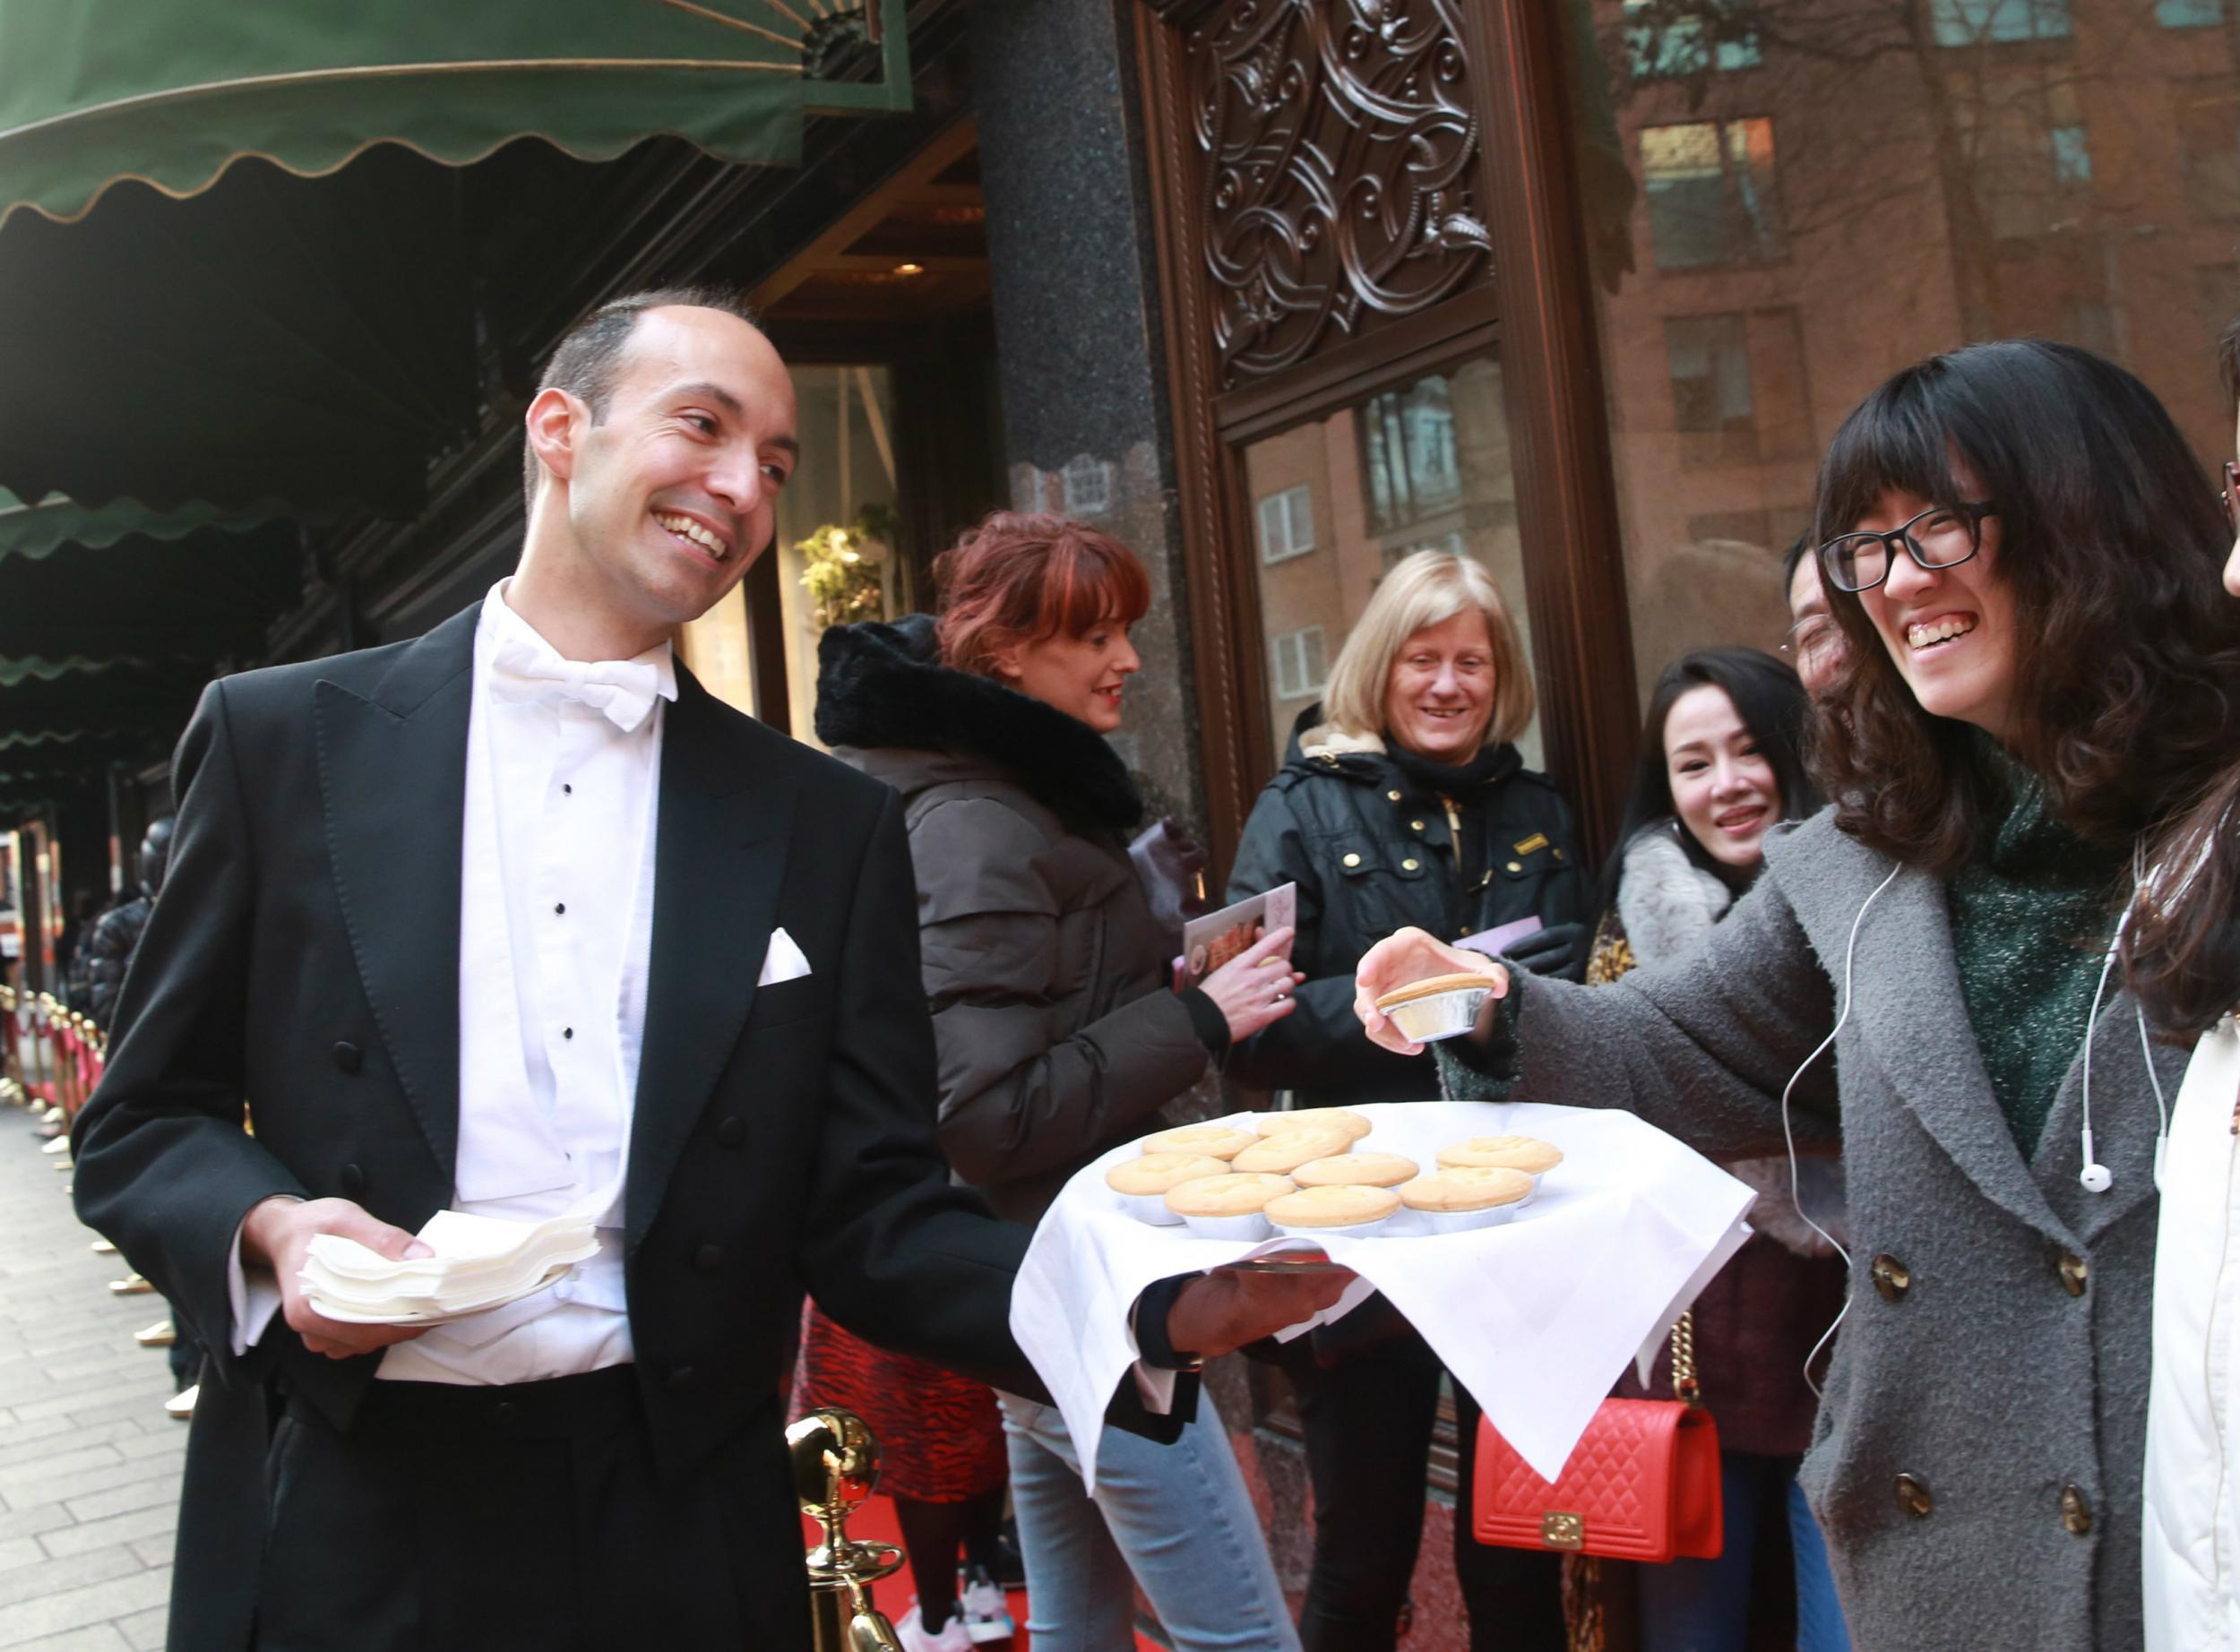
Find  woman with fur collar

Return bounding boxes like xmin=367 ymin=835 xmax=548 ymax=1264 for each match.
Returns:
xmin=813 ymin=512 xmax=1304 ymax=1652
xmin=1224 ymin=549 xmax=1589 ymax=1652
xmin=1585 ymin=648 xmax=1851 ymax=1652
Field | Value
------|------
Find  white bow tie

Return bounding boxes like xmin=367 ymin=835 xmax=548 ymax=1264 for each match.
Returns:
xmin=488 ymin=635 xmax=665 ymax=733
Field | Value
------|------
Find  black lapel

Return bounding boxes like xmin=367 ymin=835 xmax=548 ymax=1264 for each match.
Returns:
xmin=625 ymin=670 xmax=799 ymax=1245
xmin=313 ymin=605 xmax=478 ymax=1181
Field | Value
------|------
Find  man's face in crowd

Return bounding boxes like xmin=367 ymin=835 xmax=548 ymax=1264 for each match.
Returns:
xmin=1785 ymin=552 xmax=1846 ymax=699
xmin=544 ymin=305 xmax=798 ymax=636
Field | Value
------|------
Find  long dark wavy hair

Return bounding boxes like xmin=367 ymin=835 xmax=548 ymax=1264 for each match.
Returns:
xmin=1809 ymin=340 xmax=2240 ymax=909
xmin=2124 ymin=317 xmax=2240 ymax=1036
xmin=1596 ymin=648 xmax=1820 ymax=923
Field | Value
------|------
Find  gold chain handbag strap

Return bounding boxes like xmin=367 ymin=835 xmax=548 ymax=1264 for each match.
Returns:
xmin=1669 ymin=1310 xmax=1702 ymax=1406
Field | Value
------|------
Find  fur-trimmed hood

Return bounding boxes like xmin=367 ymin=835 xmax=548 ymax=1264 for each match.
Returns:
xmin=813 ymin=613 xmax=1143 ymax=830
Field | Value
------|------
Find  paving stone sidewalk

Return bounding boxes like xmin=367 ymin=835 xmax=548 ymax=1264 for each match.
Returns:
xmin=0 ymin=1111 xmax=181 ymax=1651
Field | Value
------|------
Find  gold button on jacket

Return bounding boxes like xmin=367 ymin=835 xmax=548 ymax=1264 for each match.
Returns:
xmin=1871 ymin=1254 xmax=1911 ymax=1301
xmin=1895 ymin=1474 xmax=1933 ymax=1518
xmin=2060 ymin=1484 xmax=2091 ymax=1536
xmin=2056 ymin=1252 xmax=2089 ymax=1296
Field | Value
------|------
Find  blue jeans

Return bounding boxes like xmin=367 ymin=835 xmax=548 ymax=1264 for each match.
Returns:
xmin=998 ymin=1391 xmax=1299 ymax=1652
xmin=1787 ymin=1478 xmax=1851 ymax=1652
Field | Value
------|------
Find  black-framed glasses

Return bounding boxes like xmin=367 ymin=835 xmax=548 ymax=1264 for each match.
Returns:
xmin=1817 ymin=501 xmax=1997 ymax=594
xmin=2222 ymin=461 xmax=2238 ymax=533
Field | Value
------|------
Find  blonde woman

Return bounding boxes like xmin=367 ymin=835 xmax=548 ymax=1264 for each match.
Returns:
xmin=1225 ymin=549 xmax=1586 ymax=1651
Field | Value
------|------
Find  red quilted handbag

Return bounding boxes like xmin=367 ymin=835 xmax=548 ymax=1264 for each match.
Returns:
xmin=1471 ymin=1313 xmax=1723 ymax=1562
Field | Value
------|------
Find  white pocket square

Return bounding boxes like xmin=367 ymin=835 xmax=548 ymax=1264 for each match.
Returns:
xmin=758 ymin=926 xmax=812 ymax=987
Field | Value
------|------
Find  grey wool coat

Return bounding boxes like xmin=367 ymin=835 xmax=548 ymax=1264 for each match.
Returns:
xmin=1443 ymin=809 xmax=2181 ymax=1651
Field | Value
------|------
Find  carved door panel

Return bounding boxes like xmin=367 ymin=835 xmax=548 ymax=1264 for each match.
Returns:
xmin=1136 ymin=0 xmax=1638 ymax=873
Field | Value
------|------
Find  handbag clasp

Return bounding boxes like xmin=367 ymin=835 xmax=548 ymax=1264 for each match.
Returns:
xmin=1540 ymin=1511 xmax=1584 ymax=1551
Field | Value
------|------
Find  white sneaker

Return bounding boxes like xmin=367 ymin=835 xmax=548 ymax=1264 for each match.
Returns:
xmin=958 ymin=1571 xmax=1015 ymax=1644
xmin=895 ymin=1602 xmax=973 ymax=1652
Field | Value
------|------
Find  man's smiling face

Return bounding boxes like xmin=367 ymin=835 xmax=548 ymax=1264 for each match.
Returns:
xmin=553 ymin=305 xmax=798 ymax=636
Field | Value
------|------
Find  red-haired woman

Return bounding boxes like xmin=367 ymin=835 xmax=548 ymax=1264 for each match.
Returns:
xmin=807 ymin=512 xmax=1304 ymax=1652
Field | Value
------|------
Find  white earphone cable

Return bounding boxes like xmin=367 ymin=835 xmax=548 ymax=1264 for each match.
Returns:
xmin=1783 ymin=863 xmax=1900 ymax=1398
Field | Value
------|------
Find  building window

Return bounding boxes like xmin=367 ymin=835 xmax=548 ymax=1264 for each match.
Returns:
xmin=2182 ymin=90 xmax=2240 ymax=219
xmin=1270 ymin=626 xmax=1329 ymax=701
xmin=1061 ymin=455 xmax=1112 ymax=517
xmin=2159 ymin=0 xmax=2223 ymax=24
xmin=1641 ymin=119 xmax=1785 ymax=271
xmin=1665 ymin=314 xmax=1755 ymax=467
xmin=1256 ymin=485 xmax=1315 ymax=564
xmin=1361 ymin=374 xmax=1464 ymax=532
xmin=1663 ymin=307 xmax=1811 ymax=468
xmin=1623 ymin=0 xmax=1761 ymax=79
xmin=1955 ymin=79 xmax=2095 ymax=238
xmin=1930 ymin=0 xmax=2073 ymax=45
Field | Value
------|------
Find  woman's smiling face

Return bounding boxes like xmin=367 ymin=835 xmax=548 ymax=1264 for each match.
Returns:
xmin=1663 ymin=684 xmax=1780 ymax=871
xmin=1852 ymin=457 xmax=2022 ymax=743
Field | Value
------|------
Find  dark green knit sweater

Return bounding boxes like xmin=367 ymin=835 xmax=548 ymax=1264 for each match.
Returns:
xmin=1944 ymin=744 xmax=2127 ymax=1155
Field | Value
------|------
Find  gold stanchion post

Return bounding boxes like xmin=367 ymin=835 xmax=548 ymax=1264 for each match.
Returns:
xmin=788 ymin=1407 xmax=906 ymax=1652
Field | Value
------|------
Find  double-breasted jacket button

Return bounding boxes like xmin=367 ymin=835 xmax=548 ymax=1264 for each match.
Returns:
xmin=1387 ymin=790 xmax=1403 ymax=803
xmin=694 ymin=1243 xmax=724 ymax=1275
xmin=716 ymin=1115 xmax=746 ymax=1149
xmin=332 ymin=1040 xmax=363 ymax=1074
xmin=1505 ymin=860 xmax=1524 ymax=873
xmin=2061 ymin=1484 xmax=2092 ymax=1535
xmin=1871 ymin=1254 xmax=1911 ymax=1301
xmin=2056 ymin=1252 xmax=2089 ymax=1296
xmin=1401 ymin=858 xmax=1420 ymax=872
xmin=339 ymin=1163 xmax=366 ymax=1198
xmin=1342 ymin=853 xmax=1362 ymax=868
xmin=1894 ymin=1474 xmax=1933 ymax=1518
xmin=1409 ymin=819 xmax=1426 ymax=832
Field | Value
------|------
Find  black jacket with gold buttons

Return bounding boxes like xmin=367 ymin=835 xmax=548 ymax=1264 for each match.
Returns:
xmin=1224 ymin=706 xmax=1587 ymax=1106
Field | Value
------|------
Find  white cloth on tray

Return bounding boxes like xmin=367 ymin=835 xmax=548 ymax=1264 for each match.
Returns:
xmin=1012 ymin=1100 xmax=1754 ymax=1489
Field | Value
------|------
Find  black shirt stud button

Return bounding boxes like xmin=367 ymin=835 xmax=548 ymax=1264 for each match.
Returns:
xmin=554 ymin=902 xmax=565 ymax=916
xmin=332 ymin=1041 xmax=362 ymax=1074
xmin=694 ymin=1244 xmax=723 ymax=1275
xmin=1895 ymin=1474 xmax=1933 ymax=1519
xmin=339 ymin=1163 xmax=366 ymax=1198
xmin=716 ymin=1116 xmax=746 ymax=1149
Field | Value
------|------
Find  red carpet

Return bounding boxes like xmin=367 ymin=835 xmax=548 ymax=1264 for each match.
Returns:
xmin=801 ymin=1493 xmax=1165 ymax=1650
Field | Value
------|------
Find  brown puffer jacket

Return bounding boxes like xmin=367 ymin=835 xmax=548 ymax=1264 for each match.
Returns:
xmin=815 ymin=615 xmax=1213 ymax=1224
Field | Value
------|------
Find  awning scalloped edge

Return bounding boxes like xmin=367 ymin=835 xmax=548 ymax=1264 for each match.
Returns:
xmin=0 ymin=120 xmax=798 ymax=232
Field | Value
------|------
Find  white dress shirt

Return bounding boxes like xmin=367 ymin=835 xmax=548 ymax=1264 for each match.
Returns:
xmin=234 ymin=582 xmax=674 ymax=1384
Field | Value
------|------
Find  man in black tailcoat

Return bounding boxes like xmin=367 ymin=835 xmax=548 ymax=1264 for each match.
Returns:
xmin=73 ymin=288 xmax=1336 ymax=1650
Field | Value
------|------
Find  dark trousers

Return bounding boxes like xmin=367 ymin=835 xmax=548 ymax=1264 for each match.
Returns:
xmin=1291 ymin=1328 xmax=1565 ymax=1652
xmin=253 ymin=1367 xmax=803 ymax=1651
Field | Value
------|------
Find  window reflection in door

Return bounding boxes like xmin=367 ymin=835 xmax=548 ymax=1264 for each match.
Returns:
xmin=1241 ymin=357 xmax=1540 ymax=776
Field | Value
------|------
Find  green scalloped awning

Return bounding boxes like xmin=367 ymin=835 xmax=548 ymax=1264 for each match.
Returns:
xmin=0 ymin=2 xmax=907 ymax=228
xmin=0 ymin=1 xmax=908 ymax=514
xmin=0 ymin=488 xmax=290 ymax=563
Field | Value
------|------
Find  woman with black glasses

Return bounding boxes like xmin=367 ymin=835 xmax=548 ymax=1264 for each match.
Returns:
xmin=1353 ymin=340 xmax=2240 ymax=1652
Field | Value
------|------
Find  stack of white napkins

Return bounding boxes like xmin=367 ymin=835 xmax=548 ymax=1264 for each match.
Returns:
xmin=300 ymin=1209 xmax=601 ymax=1326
